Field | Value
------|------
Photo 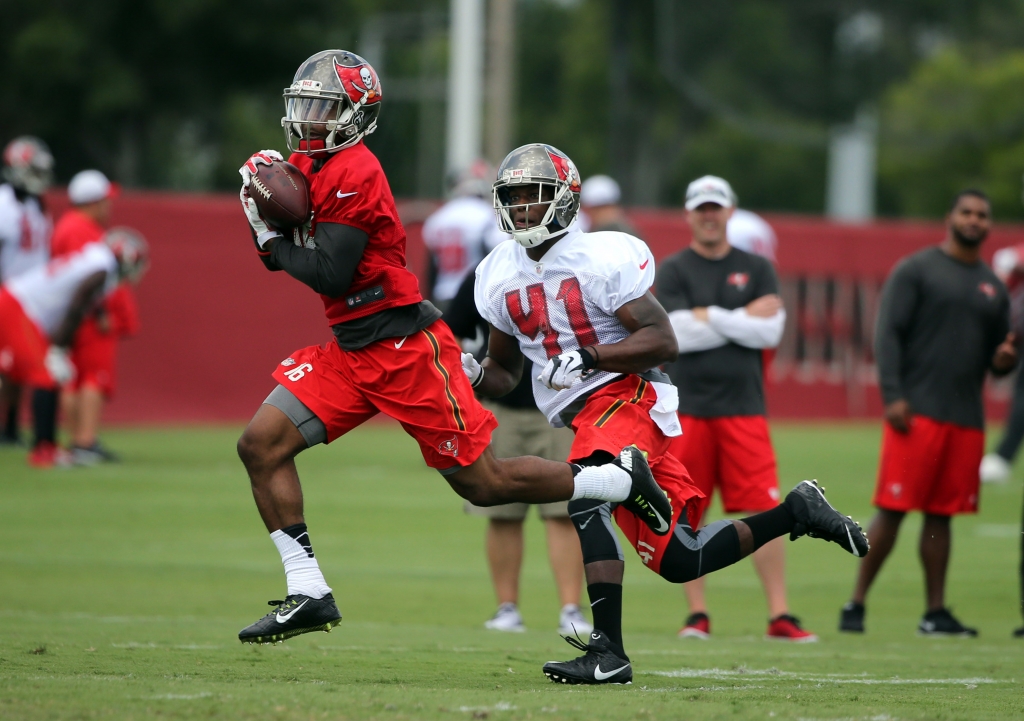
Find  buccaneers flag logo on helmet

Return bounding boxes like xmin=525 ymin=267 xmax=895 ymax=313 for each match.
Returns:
xmin=335 ymin=59 xmax=381 ymax=105
xmin=546 ymin=151 xmax=581 ymax=193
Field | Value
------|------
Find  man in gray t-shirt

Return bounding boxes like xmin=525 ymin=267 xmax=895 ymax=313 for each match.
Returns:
xmin=840 ymin=190 xmax=1017 ymax=637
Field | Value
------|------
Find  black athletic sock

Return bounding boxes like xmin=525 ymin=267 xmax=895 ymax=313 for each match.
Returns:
xmin=31 ymin=388 xmax=58 ymax=446
xmin=587 ymin=582 xmax=627 ymax=658
xmin=740 ymin=504 xmax=796 ymax=551
xmin=3 ymin=403 xmax=18 ymax=440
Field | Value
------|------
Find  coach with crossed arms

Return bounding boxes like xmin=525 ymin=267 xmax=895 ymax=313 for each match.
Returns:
xmin=841 ymin=189 xmax=1017 ymax=637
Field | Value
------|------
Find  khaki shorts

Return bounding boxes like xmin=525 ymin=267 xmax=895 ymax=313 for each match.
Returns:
xmin=464 ymin=402 xmax=575 ymax=521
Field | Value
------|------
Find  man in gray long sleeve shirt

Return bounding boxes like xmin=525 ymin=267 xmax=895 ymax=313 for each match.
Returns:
xmin=840 ymin=190 xmax=1018 ymax=637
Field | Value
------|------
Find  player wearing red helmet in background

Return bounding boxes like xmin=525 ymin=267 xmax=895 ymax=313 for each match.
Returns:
xmin=0 ymin=136 xmax=54 ymax=447
xmin=234 ymin=50 xmax=676 ymax=647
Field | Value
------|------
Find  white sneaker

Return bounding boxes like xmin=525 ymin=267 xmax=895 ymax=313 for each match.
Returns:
xmin=557 ymin=604 xmax=593 ymax=635
xmin=484 ymin=603 xmax=526 ymax=632
xmin=980 ymin=453 xmax=1011 ymax=483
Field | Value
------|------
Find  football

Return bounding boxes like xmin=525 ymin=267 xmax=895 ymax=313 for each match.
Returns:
xmin=249 ymin=160 xmax=311 ymax=229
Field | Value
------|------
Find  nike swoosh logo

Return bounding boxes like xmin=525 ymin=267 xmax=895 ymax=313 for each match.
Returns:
xmin=648 ymin=505 xmax=670 ymax=534
xmin=276 ymin=599 xmax=308 ymax=623
xmin=394 ymin=336 xmax=407 ymax=349
xmin=594 ymin=663 xmax=629 ymax=681
xmin=578 ymin=515 xmax=595 ymax=530
xmin=336 ymin=191 xmax=358 ymax=199
xmin=639 ymin=259 xmax=649 ymax=270
xmin=845 ymin=525 xmax=858 ymax=557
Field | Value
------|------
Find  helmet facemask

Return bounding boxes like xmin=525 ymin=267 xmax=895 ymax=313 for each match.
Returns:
xmin=494 ymin=179 xmax=575 ymax=249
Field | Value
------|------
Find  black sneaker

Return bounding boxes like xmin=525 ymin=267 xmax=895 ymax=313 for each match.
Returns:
xmin=238 ymin=594 xmax=342 ymax=644
xmin=918 ymin=608 xmax=977 ymax=637
xmin=839 ymin=601 xmax=865 ymax=633
xmin=615 ymin=446 xmax=672 ymax=537
xmin=786 ymin=480 xmax=869 ymax=557
xmin=543 ymin=630 xmax=632 ymax=685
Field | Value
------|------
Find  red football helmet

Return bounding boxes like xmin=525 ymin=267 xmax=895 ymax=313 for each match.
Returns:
xmin=103 ymin=227 xmax=149 ymax=283
xmin=282 ymin=50 xmax=382 ymax=157
xmin=2 ymin=136 xmax=54 ymax=195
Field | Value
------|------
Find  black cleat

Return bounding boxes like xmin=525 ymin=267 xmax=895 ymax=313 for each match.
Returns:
xmin=1013 ymin=626 xmax=1024 ymax=639
xmin=238 ymin=594 xmax=342 ymax=644
xmin=786 ymin=480 xmax=869 ymax=557
xmin=918 ymin=608 xmax=977 ymax=637
xmin=839 ymin=601 xmax=865 ymax=633
xmin=543 ymin=630 xmax=632 ymax=685
xmin=615 ymin=445 xmax=672 ymax=536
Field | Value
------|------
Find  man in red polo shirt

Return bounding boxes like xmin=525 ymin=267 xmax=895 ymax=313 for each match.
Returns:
xmin=50 ymin=170 xmax=140 ymax=464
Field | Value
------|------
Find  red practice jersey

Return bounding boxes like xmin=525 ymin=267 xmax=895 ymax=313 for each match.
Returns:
xmin=289 ymin=143 xmax=423 ymax=325
xmin=50 ymin=208 xmax=103 ymax=259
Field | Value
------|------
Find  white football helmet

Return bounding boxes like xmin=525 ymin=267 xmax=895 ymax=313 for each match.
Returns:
xmin=493 ymin=144 xmax=581 ymax=248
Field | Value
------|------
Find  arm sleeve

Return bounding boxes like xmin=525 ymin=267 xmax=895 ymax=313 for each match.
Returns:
xmin=990 ymin=290 xmax=1014 ymax=375
xmin=267 ymin=222 xmax=369 ymax=297
xmin=668 ymin=310 xmax=729 ymax=352
xmin=706 ymin=306 xmax=786 ymax=349
xmin=875 ymin=259 xmax=918 ymax=404
xmin=445 ymin=266 xmax=485 ymax=340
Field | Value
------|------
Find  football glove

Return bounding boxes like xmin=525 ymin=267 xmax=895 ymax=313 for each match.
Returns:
xmin=239 ymin=150 xmax=285 ymax=249
xmin=537 ymin=348 xmax=595 ymax=390
xmin=44 ymin=346 xmax=75 ymax=385
xmin=461 ymin=352 xmax=484 ymax=388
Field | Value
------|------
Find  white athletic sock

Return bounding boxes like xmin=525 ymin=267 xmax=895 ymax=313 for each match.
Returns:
xmin=270 ymin=525 xmax=332 ymax=599
xmin=571 ymin=463 xmax=631 ymax=502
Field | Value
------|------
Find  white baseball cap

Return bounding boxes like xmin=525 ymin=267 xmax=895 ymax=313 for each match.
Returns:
xmin=68 ymin=169 xmax=117 ymax=205
xmin=580 ymin=175 xmax=621 ymax=207
xmin=685 ymin=175 xmax=735 ymax=210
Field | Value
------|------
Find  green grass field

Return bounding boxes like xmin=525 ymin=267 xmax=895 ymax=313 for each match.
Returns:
xmin=1 ymin=422 xmax=1023 ymax=720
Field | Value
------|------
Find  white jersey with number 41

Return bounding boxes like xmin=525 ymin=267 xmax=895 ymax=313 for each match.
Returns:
xmin=475 ymin=223 xmax=657 ymax=426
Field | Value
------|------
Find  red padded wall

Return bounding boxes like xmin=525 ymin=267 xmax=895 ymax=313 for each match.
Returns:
xmin=40 ymin=191 xmax=1024 ymax=422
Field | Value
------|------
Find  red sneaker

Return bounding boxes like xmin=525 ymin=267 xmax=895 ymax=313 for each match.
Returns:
xmin=678 ymin=612 xmax=711 ymax=639
xmin=766 ymin=614 xmax=818 ymax=642
xmin=28 ymin=442 xmax=73 ymax=469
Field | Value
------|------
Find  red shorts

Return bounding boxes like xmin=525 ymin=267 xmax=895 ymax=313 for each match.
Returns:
xmin=568 ymin=375 xmax=704 ymax=574
xmin=874 ymin=416 xmax=983 ymax=516
xmin=69 ymin=317 xmax=118 ymax=396
xmin=668 ymin=415 xmax=779 ymax=524
xmin=273 ymin=320 xmax=498 ymax=471
xmin=0 ymin=289 xmax=55 ymax=389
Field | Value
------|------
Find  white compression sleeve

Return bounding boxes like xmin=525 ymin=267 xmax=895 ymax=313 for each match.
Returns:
xmin=706 ymin=307 xmax=786 ymax=349
xmin=572 ymin=464 xmax=631 ymax=502
xmin=270 ymin=530 xmax=332 ymax=599
xmin=668 ymin=309 xmax=729 ymax=353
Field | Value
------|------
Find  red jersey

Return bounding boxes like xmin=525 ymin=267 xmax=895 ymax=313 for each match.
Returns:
xmin=289 ymin=143 xmax=423 ymax=325
xmin=50 ymin=208 xmax=104 ymax=258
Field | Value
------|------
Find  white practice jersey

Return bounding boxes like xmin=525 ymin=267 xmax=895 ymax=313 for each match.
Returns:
xmin=5 ymin=242 xmax=118 ymax=336
xmin=423 ymin=196 xmax=507 ymax=301
xmin=0 ymin=183 xmax=51 ymax=282
xmin=476 ymin=223 xmax=679 ymax=429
